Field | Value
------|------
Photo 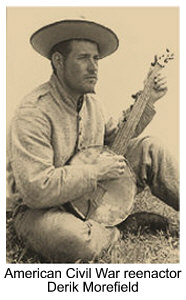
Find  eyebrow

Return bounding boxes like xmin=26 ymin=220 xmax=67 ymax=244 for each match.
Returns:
xmin=77 ymin=53 xmax=100 ymax=58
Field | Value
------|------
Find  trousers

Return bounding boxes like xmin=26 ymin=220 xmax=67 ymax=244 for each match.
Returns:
xmin=14 ymin=136 xmax=179 ymax=262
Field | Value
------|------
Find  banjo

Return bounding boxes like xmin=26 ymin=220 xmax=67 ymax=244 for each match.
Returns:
xmin=68 ymin=50 xmax=174 ymax=226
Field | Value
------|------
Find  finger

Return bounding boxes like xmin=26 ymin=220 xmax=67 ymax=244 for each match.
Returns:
xmin=116 ymin=161 xmax=124 ymax=168
xmin=154 ymin=82 xmax=167 ymax=90
xmin=117 ymin=155 xmax=125 ymax=160
xmin=118 ymin=158 xmax=126 ymax=165
xmin=109 ymin=156 xmax=117 ymax=162
xmin=155 ymin=72 xmax=166 ymax=77
xmin=154 ymin=82 xmax=167 ymax=89
xmin=154 ymin=73 xmax=167 ymax=80
xmin=154 ymin=75 xmax=166 ymax=82
xmin=151 ymin=55 xmax=157 ymax=67
xmin=119 ymin=169 xmax=125 ymax=175
xmin=154 ymin=76 xmax=167 ymax=83
xmin=112 ymin=155 xmax=122 ymax=160
xmin=114 ymin=161 xmax=125 ymax=170
xmin=153 ymin=87 xmax=168 ymax=93
xmin=114 ymin=156 xmax=125 ymax=163
xmin=154 ymin=78 xmax=167 ymax=86
xmin=159 ymin=87 xmax=168 ymax=92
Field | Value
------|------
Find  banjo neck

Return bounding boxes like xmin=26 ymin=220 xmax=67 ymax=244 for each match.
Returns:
xmin=111 ymin=63 xmax=161 ymax=155
xmin=88 ymin=50 xmax=174 ymax=211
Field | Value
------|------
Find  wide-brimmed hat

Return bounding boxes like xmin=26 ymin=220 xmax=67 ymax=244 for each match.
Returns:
xmin=30 ymin=19 xmax=119 ymax=59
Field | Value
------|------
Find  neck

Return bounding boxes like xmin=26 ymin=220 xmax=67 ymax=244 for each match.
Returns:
xmin=56 ymin=74 xmax=82 ymax=106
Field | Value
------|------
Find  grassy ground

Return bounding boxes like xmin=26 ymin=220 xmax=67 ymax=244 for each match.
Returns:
xmin=6 ymin=188 xmax=179 ymax=264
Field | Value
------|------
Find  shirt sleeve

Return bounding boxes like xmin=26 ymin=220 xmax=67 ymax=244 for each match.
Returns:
xmin=10 ymin=107 xmax=98 ymax=209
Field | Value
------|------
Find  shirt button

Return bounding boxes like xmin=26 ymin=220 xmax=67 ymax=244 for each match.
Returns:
xmin=78 ymin=116 xmax=82 ymax=121
xmin=79 ymin=131 xmax=82 ymax=135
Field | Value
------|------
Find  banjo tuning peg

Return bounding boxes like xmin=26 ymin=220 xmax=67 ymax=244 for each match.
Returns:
xmin=151 ymin=54 xmax=158 ymax=67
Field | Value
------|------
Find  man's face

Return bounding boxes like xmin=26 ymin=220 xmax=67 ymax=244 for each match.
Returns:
xmin=61 ymin=40 xmax=99 ymax=95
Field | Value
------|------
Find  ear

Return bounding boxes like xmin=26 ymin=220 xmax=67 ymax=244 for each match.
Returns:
xmin=51 ymin=51 xmax=64 ymax=70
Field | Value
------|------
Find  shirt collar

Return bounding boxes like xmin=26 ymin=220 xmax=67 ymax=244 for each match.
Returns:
xmin=49 ymin=73 xmax=84 ymax=112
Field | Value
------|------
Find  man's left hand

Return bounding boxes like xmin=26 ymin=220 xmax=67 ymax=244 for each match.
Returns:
xmin=150 ymin=72 xmax=168 ymax=104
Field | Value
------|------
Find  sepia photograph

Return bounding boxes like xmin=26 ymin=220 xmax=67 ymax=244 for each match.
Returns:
xmin=6 ymin=6 xmax=179 ymax=264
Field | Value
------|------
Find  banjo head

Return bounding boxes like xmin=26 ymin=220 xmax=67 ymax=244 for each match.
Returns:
xmin=69 ymin=146 xmax=137 ymax=226
xmin=90 ymin=171 xmax=136 ymax=226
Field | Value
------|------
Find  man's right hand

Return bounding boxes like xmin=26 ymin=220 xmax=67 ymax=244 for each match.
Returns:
xmin=94 ymin=154 xmax=126 ymax=181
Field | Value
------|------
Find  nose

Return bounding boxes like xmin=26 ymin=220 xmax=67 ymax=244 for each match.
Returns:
xmin=87 ymin=58 xmax=98 ymax=73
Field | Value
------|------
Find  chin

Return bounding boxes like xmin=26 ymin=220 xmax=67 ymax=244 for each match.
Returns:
xmin=85 ymin=90 xmax=96 ymax=94
xmin=83 ymin=85 xmax=96 ymax=94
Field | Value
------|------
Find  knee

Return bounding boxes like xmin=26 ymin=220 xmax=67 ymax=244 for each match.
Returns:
xmin=141 ymin=136 xmax=168 ymax=160
xmin=142 ymin=136 xmax=163 ymax=150
xmin=59 ymin=217 xmax=120 ymax=262
xmin=53 ymin=216 xmax=120 ymax=262
xmin=37 ymin=211 xmax=113 ymax=262
xmin=41 ymin=212 xmax=98 ymax=262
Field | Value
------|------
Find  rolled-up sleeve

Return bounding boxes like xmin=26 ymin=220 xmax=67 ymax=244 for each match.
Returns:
xmin=10 ymin=108 xmax=97 ymax=209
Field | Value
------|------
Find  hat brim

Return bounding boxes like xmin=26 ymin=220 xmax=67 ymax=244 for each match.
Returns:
xmin=30 ymin=20 xmax=119 ymax=59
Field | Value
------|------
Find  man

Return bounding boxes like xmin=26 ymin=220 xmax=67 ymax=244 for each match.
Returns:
xmin=7 ymin=20 xmax=179 ymax=263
